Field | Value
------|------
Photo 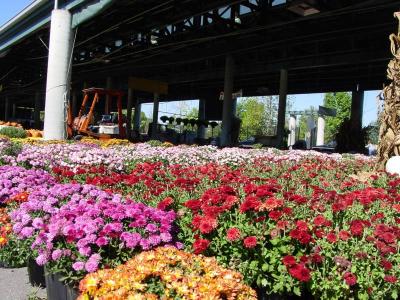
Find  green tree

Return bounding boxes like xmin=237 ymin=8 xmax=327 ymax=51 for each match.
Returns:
xmin=183 ymin=107 xmax=199 ymax=119
xmin=323 ymin=92 xmax=352 ymax=142
xmin=365 ymin=120 xmax=379 ymax=144
xmin=139 ymin=111 xmax=149 ymax=133
xmin=237 ymin=97 xmax=278 ymax=140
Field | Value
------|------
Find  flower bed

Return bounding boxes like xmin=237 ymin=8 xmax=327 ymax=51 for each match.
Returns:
xmin=0 ymin=140 xmax=398 ymax=299
xmin=10 ymin=183 xmax=179 ymax=284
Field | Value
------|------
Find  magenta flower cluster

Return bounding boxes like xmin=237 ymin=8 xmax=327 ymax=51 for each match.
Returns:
xmin=11 ymin=183 xmax=178 ymax=274
xmin=0 ymin=165 xmax=55 ymax=203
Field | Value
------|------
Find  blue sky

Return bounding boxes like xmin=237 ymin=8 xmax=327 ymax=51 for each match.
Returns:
xmin=1 ymin=1 xmax=380 ymax=126
xmin=141 ymin=91 xmax=379 ymax=127
xmin=291 ymin=91 xmax=379 ymax=126
xmin=0 ymin=1 xmax=32 ymax=26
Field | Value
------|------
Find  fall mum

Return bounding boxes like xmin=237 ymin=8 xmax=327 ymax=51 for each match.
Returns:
xmin=226 ymin=227 xmax=241 ymax=241
xmin=243 ymin=236 xmax=257 ymax=248
xmin=343 ymin=272 xmax=357 ymax=286
xmin=289 ymin=264 xmax=311 ymax=282
xmin=193 ymin=238 xmax=210 ymax=254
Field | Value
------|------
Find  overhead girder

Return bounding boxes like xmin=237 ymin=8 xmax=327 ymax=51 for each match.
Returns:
xmin=0 ymin=0 xmax=398 ymax=99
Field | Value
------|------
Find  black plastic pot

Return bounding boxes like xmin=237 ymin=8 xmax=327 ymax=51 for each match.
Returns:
xmin=45 ymin=270 xmax=79 ymax=300
xmin=256 ymin=288 xmax=313 ymax=300
xmin=27 ymin=259 xmax=46 ymax=287
xmin=0 ymin=261 xmax=12 ymax=268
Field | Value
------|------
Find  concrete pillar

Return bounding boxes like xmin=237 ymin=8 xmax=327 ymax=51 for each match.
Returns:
xmin=133 ymin=98 xmax=141 ymax=133
xmin=12 ymin=103 xmax=16 ymax=119
xmin=126 ymin=88 xmax=133 ymax=139
xmin=34 ymin=91 xmax=41 ymax=129
xmin=152 ymin=93 xmax=159 ymax=138
xmin=316 ymin=116 xmax=325 ymax=146
xmin=43 ymin=9 xmax=73 ymax=140
xmin=220 ymin=54 xmax=235 ymax=147
xmin=288 ymin=114 xmax=296 ymax=147
xmin=4 ymin=96 xmax=9 ymax=121
xmin=197 ymin=99 xmax=206 ymax=139
xmin=276 ymin=69 xmax=288 ymax=147
xmin=351 ymin=89 xmax=364 ymax=132
xmin=105 ymin=77 xmax=112 ymax=114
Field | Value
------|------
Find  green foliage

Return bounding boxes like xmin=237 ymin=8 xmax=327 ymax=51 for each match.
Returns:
xmin=183 ymin=107 xmax=199 ymax=120
xmin=298 ymin=106 xmax=317 ymax=140
xmin=365 ymin=121 xmax=379 ymax=144
xmin=323 ymin=92 xmax=352 ymax=143
xmin=252 ymin=143 xmax=264 ymax=149
xmin=0 ymin=234 xmax=32 ymax=268
xmin=3 ymin=141 xmax=23 ymax=157
xmin=237 ymin=97 xmax=278 ymax=140
xmin=139 ymin=111 xmax=149 ymax=133
xmin=147 ymin=140 xmax=163 ymax=147
xmin=0 ymin=127 xmax=27 ymax=139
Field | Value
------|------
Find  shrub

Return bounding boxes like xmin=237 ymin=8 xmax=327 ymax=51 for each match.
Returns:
xmin=0 ymin=127 xmax=27 ymax=139
xmin=147 ymin=140 xmax=163 ymax=147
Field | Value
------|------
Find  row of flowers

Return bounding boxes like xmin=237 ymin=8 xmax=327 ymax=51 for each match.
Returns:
xmin=1 ymin=136 xmax=371 ymax=170
xmin=0 ymin=140 xmax=397 ymax=299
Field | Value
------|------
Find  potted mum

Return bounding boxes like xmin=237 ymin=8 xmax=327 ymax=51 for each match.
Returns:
xmin=11 ymin=183 xmax=179 ymax=300
xmin=78 ymin=247 xmax=257 ymax=299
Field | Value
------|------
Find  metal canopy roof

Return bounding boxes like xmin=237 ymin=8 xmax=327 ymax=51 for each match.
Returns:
xmin=0 ymin=0 xmax=398 ymax=104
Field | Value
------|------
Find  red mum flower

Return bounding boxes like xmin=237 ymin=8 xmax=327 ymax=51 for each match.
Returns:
xmin=157 ymin=197 xmax=174 ymax=210
xmin=290 ymin=195 xmax=308 ymax=204
xmin=268 ymin=210 xmax=282 ymax=221
xmin=290 ymin=229 xmax=312 ymax=245
xmin=314 ymin=229 xmax=324 ymax=239
xmin=296 ymin=220 xmax=308 ymax=231
xmin=244 ymin=183 xmax=258 ymax=195
xmin=326 ymin=232 xmax=337 ymax=243
xmin=393 ymin=204 xmax=400 ymax=213
xmin=184 ymin=199 xmax=202 ymax=211
xmin=289 ymin=264 xmax=311 ymax=282
xmin=313 ymin=215 xmax=326 ymax=226
xmin=300 ymin=255 xmax=309 ymax=263
xmin=332 ymin=202 xmax=345 ymax=212
xmin=282 ymin=207 xmax=293 ymax=215
xmin=226 ymin=227 xmax=241 ymax=241
xmin=380 ymin=259 xmax=393 ymax=270
xmin=243 ymin=236 xmax=257 ymax=248
xmin=381 ymin=232 xmax=396 ymax=244
xmin=262 ymin=198 xmax=283 ymax=211
xmin=350 ymin=220 xmax=364 ymax=237
xmin=193 ymin=238 xmax=210 ymax=254
xmin=311 ymin=253 xmax=323 ymax=264
xmin=339 ymin=230 xmax=351 ymax=241
xmin=239 ymin=196 xmax=262 ymax=213
xmin=276 ymin=220 xmax=288 ymax=230
xmin=282 ymin=255 xmax=296 ymax=267
xmin=384 ymin=275 xmax=397 ymax=283
xmin=198 ymin=216 xmax=218 ymax=234
xmin=343 ymin=272 xmax=357 ymax=286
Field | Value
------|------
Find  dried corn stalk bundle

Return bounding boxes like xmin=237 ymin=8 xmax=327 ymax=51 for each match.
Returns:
xmin=377 ymin=12 xmax=400 ymax=170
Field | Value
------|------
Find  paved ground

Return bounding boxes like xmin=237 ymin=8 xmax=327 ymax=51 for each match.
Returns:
xmin=0 ymin=267 xmax=46 ymax=300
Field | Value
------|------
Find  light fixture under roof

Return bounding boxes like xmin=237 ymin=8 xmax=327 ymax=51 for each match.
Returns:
xmin=287 ymin=2 xmax=320 ymax=16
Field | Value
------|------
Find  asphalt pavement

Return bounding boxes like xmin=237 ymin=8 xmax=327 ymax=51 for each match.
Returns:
xmin=0 ymin=267 xmax=46 ymax=300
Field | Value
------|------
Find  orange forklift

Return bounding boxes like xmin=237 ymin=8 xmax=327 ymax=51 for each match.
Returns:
xmin=67 ymin=88 xmax=126 ymax=140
